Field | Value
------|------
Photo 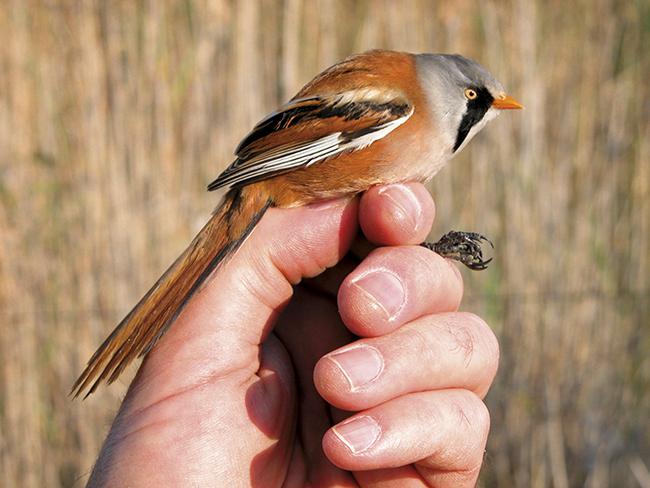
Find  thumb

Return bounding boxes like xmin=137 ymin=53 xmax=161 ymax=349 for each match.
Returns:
xmin=122 ymin=196 xmax=359 ymax=409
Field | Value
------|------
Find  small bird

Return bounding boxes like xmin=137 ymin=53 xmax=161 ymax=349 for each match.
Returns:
xmin=72 ymin=50 xmax=522 ymax=397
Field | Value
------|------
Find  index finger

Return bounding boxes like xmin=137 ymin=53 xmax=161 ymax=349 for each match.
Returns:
xmin=302 ymin=182 xmax=436 ymax=297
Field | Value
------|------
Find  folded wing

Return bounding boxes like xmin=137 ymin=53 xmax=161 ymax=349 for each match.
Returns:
xmin=208 ymin=89 xmax=413 ymax=191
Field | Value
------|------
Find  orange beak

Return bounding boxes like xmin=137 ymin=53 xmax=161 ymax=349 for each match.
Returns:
xmin=492 ymin=94 xmax=524 ymax=110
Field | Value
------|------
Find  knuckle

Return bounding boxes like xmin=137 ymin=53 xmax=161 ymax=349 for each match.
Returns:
xmin=441 ymin=316 xmax=477 ymax=366
xmin=454 ymin=392 xmax=491 ymax=441
xmin=473 ymin=397 xmax=491 ymax=440
xmin=453 ymin=395 xmax=491 ymax=473
xmin=463 ymin=313 xmax=500 ymax=377
xmin=416 ymin=462 xmax=482 ymax=487
xmin=419 ymin=392 xmax=490 ymax=473
xmin=454 ymin=390 xmax=490 ymax=444
xmin=403 ymin=325 xmax=438 ymax=364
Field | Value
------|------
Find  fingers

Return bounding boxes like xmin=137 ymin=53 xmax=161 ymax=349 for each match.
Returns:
xmin=314 ymin=312 xmax=499 ymax=410
xmin=129 ymin=183 xmax=436 ymax=405
xmin=129 ymin=198 xmax=360 ymax=405
xmin=302 ymin=182 xmax=436 ymax=298
xmin=359 ymin=183 xmax=435 ymax=245
xmin=322 ymin=389 xmax=490 ymax=488
xmin=317 ymin=236 xmax=497 ymax=485
xmin=337 ymin=246 xmax=463 ymax=337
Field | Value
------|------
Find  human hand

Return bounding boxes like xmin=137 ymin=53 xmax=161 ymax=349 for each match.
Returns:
xmin=86 ymin=183 xmax=499 ymax=487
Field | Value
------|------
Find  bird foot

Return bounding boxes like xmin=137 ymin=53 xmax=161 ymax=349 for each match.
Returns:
xmin=422 ymin=231 xmax=494 ymax=270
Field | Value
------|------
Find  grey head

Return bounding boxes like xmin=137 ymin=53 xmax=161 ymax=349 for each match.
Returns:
xmin=415 ymin=53 xmax=521 ymax=155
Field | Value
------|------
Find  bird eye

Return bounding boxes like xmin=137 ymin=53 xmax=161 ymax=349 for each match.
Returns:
xmin=464 ymin=88 xmax=478 ymax=100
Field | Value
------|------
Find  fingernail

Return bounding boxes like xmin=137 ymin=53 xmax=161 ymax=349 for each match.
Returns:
xmin=332 ymin=416 xmax=381 ymax=454
xmin=377 ymin=184 xmax=422 ymax=231
xmin=351 ymin=270 xmax=405 ymax=320
xmin=328 ymin=345 xmax=384 ymax=390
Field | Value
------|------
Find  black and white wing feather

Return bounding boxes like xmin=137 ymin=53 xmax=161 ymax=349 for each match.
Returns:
xmin=208 ymin=90 xmax=413 ymax=191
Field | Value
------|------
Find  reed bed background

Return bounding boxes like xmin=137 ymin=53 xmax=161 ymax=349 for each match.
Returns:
xmin=0 ymin=1 xmax=648 ymax=486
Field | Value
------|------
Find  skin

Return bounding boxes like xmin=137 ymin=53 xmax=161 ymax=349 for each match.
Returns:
xmin=86 ymin=182 xmax=500 ymax=488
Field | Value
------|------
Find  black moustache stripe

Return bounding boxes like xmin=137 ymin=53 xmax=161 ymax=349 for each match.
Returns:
xmin=453 ymin=86 xmax=494 ymax=152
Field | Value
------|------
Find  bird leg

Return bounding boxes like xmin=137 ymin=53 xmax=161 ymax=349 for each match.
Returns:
xmin=422 ymin=231 xmax=494 ymax=270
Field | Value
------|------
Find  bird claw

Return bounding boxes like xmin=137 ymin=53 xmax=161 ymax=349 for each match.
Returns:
xmin=422 ymin=231 xmax=494 ymax=271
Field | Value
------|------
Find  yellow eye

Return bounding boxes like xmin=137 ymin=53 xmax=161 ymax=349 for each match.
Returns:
xmin=464 ymin=88 xmax=478 ymax=100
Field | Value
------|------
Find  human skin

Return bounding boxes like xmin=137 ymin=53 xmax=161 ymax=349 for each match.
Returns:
xmin=86 ymin=182 xmax=500 ymax=488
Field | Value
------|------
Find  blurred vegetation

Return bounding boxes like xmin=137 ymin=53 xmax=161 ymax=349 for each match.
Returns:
xmin=0 ymin=1 xmax=648 ymax=487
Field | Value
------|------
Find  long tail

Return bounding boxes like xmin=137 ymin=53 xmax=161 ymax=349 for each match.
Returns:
xmin=72 ymin=187 xmax=272 ymax=398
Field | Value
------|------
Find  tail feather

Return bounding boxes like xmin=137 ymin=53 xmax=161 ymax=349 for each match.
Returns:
xmin=72 ymin=188 xmax=271 ymax=398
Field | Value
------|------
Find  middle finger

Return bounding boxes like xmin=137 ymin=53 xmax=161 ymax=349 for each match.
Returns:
xmin=314 ymin=312 xmax=499 ymax=411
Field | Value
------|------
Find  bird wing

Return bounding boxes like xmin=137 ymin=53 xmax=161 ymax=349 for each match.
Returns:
xmin=207 ymin=89 xmax=413 ymax=191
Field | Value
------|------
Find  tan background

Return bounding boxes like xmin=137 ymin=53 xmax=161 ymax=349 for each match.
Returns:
xmin=1 ymin=1 xmax=649 ymax=487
